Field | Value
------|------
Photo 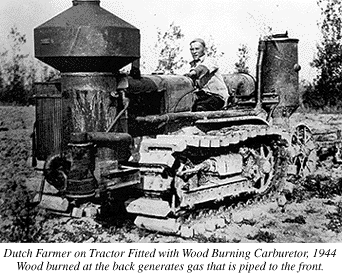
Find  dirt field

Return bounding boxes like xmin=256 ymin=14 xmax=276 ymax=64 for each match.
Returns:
xmin=1 ymin=106 xmax=342 ymax=243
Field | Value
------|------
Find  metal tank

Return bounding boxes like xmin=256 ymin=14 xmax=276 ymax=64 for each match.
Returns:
xmin=260 ymin=35 xmax=300 ymax=121
xmin=33 ymin=80 xmax=71 ymax=160
xmin=222 ymin=73 xmax=255 ymax=97
xmin=34 ymin=0 xmax=140 ymax=144
xmin=34 ymin=0 xmax=141 ymax=198
xmin=34 ymin=0 xmax=140 ymax=136
xmin=34 ymin=0 xmax=140 ymax=73
xmin=126 ymin=74 xmax=195 ymax=136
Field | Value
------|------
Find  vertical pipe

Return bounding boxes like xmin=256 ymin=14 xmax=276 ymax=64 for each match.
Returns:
xmin=255 ymin=40 xmax=266 ymax=110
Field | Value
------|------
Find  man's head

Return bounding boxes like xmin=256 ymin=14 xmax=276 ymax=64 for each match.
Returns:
xmin=190 ymin=38 xmax=206 ymax=61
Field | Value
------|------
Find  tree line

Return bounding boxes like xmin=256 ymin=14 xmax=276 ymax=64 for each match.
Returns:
xmin=0 ymin=0 xmax=340 ymax=109
xmin=302 ymin=0 xmax=342 ymax=110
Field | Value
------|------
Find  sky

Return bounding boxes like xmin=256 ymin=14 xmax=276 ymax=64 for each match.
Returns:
xmin=0 ymin=0 xmax=322 ymax=81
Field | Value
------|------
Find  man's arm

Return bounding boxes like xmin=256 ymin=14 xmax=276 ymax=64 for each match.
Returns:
xmin=185 ymin=64 xmax=209 ymax=84
xmin=190 ymin=64 xmax=218 ymax=89
xmin=190 ymin=64 xmax=209 ymax=78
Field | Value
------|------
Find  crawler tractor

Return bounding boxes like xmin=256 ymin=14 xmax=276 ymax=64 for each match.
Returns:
xmin=31 ymin=0 xmax=317 ymax=234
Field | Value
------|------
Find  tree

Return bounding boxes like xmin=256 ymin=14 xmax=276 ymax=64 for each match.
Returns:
xmin=0 ymin=49 xmax=8 ymax=91
xmin=0 ymin=26 xmax=33 ymax=105
xmin=234 ymin=44 xmax=250 ymax=74
xmin=304 ymin=0 xmax=342 ymax=109
xmin=40 ymin=64 xmax=60 ymax=82
xmin=204 ymin=36 xmax=225 ymax=60
xmin=155 ymin=22 xmax=186 ymax=74
xmin=0 ymin=26 xmax=59 ymax=105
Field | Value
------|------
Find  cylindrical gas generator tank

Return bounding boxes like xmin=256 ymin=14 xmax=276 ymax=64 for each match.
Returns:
xmin=61 ymin=72 xmax=117 ymax=133
xmin=261 ymin=36 xmax=300 ymax=119
xmin=34 ymin=0 xmax=141 ymax=161
xmin=222 ymin=73 xmax=255 ymax=96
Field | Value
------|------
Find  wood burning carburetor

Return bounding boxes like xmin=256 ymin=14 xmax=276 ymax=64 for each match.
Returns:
xmin=31 ymin=0 xmax=316 ymax=234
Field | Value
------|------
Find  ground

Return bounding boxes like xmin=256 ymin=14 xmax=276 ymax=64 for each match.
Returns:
xmin=0 ymin=106 xmax=342 ymax=243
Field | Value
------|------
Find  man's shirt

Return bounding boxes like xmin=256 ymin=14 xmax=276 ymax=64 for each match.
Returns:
xmin=190 ymin=54 xmax=229 ymax=103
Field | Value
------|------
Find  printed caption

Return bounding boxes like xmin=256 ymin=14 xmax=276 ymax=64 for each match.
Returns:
xmin=2 ymin=246 xmax=337 ymax=274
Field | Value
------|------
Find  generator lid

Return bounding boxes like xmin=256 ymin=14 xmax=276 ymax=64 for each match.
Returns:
xmin=34 ymin=0 xmax=140 ymax=72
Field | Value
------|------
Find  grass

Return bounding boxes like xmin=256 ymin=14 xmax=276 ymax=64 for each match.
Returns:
xmin=325 ymin=200 xmax=342 ymax=233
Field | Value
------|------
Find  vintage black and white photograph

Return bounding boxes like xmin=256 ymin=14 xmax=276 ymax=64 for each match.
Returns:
xmin=0 ymin=0 xmax=342 ymax=244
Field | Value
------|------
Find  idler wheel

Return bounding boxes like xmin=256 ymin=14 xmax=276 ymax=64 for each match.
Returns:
xmin=243 ymin=144 xmax=275 ymax=193
xmin=255 ymin=145 xmax=275 ymax=192
xmin=289 ymin=124 xmax=317 ymax=177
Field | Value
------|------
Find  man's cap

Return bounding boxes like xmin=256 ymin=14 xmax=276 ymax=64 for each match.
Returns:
xmin=190 ymin=38 xmax=206 ymax=47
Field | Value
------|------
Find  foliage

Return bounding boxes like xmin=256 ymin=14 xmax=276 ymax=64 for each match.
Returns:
xmin=261 ymin=26 xmax=274 ymax=41
xmin=204 ymin=36 xmax=225 ymax=60
xmin=247 ymin=230 xmax=276 ymax=242
xmin=154 ymin=24 xmax=225 ymax=74
xmin=325 ymin=200 xmax=342 ymax=233
xmin=0 ymin=180 xmax=45 ymax=242
xmin=155 ymin=22 xmax=186 ymax=74
xmin=40 ymin=64 xmax=60 ymax=82
xmin=303 ymin=0 xmax=342 ymax=109
xmin=292 ymin=174 xmax=342 ymax=203
xmin=0 ymin=26 xmax=33 ymax=105
xmin=300 ymin=80 xmax=317 ymax=109
xmin=0 ymin=26 xmax=60 ymax=105
xmin=282 ymin=215 xmax=306 ymax=224
xmin=234 ymin=44 xmax=250 ymax=73
xmin=194 ymin=233 xmax=230 ymax=243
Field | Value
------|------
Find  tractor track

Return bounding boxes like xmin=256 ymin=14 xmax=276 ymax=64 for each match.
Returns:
xmin=129 ymin=124 xmax=290 ymax=236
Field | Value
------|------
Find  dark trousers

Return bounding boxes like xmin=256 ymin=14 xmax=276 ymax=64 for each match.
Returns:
xmin=191 ymin=90 xmax=225 ymax=112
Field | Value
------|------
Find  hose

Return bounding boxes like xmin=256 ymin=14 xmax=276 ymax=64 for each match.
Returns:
xmin=106 ymin=96 xmax=130 ymax=133
xmin=43 ymin=153 xmax=70 ymax=192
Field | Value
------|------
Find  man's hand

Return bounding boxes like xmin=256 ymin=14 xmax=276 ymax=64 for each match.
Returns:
xmin=183 ymin=72 xmax=197 ymax=87
xmin=184 ymin=70 xmax=197 ymax=80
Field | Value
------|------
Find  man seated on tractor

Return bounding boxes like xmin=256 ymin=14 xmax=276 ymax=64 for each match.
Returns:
xmin=184 ymin=38 xmax=229 ymax=111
